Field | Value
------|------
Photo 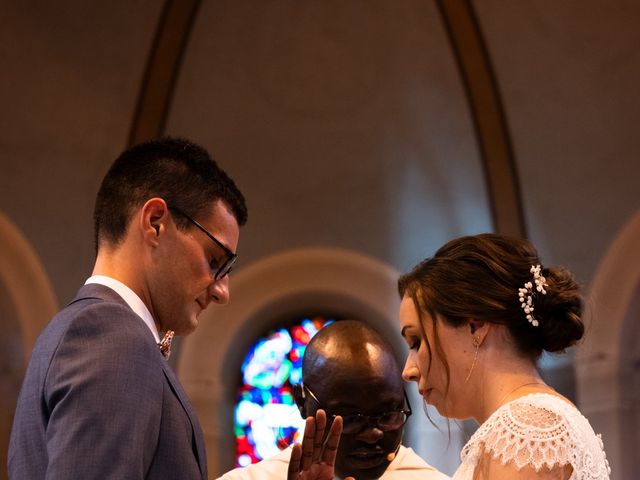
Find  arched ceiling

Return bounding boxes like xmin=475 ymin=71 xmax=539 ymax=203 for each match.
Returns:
xmin=165 ymin=0 xmax=495 ymax=271
xmin=0 ymin=0 xmax=638 ymax=300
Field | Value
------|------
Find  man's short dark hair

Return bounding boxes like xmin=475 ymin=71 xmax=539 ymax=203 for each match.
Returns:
xmin=93 ymin=137 xmax=247 ymax=251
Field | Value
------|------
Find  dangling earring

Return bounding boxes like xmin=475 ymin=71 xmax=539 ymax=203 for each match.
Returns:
xmin=465 ymin=337 xmax=480 ymax=383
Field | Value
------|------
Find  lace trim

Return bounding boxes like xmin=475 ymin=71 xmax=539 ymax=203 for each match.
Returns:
xmin=460 ymin=393 xmax=611 ymax=479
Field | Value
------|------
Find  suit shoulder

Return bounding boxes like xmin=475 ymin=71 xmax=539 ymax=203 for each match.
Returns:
xmin=44 ymin=298 xmax=164 ymax=399
xmin=66 ymin=296 xmax=152 ymax=338
xmin=37 ymin=295 xmax=159 ymax=367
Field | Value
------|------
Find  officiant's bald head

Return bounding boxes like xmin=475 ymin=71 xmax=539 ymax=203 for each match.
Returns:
xmin=293 ymin=320 xmax=408 ymax=480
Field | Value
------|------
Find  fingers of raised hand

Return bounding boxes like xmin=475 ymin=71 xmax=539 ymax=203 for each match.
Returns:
xmin=321 ymin=415 xmax=343 ymax=466
xmin=300 ymin=416 xmax=316 ymax=471
xmin=290 ymin=410 xmax=342 ymax=480
xmin=322 ymin=416 xmax=342 ymax=465
xmin=288 ymin=443 xmax=303 ymax=480
xmin=311 ymin=410 xmax=328 ymax=464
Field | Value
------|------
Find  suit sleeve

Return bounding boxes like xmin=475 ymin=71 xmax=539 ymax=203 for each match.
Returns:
xmin=43 ymin=302 xmax=163 ymax=479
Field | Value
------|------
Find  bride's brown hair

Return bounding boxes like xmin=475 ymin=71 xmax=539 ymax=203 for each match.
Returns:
xmin=398 ymin=233 xmax=584 ymax=396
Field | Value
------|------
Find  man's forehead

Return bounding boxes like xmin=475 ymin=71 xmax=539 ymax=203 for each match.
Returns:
xmin=308 ymin=350 xmax=400 ymax=389
xmin=310 ymin=373 xmax=404 ymax=413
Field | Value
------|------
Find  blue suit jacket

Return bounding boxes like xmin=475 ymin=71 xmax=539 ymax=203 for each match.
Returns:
xmin=8 ymin=284 xmax=208 ymax=479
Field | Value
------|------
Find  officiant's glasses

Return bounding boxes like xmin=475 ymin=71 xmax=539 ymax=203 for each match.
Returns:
xmin=302 ymin=384 xmax=412 ymax=434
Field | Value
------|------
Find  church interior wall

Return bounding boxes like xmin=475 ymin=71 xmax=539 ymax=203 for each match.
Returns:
xmin=0 ymin=1 xmax=638 ymax=478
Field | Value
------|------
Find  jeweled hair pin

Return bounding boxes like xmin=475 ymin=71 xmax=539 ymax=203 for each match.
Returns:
xmin=517 ymin=264 xmax=548 ymax=327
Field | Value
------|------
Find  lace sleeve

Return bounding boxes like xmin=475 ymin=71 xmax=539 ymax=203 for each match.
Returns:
xmin=459 ymin=394 xmax=611 ymax=479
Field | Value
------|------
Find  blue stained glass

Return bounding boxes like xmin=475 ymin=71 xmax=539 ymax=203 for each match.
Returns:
xmin=234 ymin=317 xmax=333 ymax=466
xmin=242 ymin=329 xmax=293 ymax=389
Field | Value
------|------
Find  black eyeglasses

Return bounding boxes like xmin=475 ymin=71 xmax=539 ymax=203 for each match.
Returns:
xmin=302 ymin=384 xmax=412 ymax=434
xmin=168 ymin=206 xmax=237 ymax=280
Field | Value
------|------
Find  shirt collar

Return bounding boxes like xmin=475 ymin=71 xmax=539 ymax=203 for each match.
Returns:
xmin=85 ymin=275 xmax=160 ymax=343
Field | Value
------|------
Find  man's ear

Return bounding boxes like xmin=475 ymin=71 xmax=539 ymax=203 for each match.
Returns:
xmin=140 ymin=198 xmax=169 ymax=244
xmin=468 ymin=319 xmax=490 ymax=346
xmin=292 ymin=384 xmax=306 ymax=417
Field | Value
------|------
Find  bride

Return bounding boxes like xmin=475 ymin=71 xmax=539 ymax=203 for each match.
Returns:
xmin=398 ymin=233 xmax=610 ymax=479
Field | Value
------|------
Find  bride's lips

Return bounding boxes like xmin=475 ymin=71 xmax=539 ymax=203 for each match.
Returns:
xmin=420 ymin=388 xmax=434 ymax=401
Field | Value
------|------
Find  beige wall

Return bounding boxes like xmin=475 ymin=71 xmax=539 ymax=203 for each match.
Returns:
xmin=1 ymin=1 xmax=638 ymax=478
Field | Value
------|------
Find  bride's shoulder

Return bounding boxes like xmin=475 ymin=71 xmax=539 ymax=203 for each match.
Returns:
xmin=482 ymin=392 xmax=601 ymax=446
xmin=460 ymin=393 xmax=610 ymax=476
xmin=504 ymin=392 xmax=578 ymax=428
xmin=474 ymin=392 xmax=576 ymax=437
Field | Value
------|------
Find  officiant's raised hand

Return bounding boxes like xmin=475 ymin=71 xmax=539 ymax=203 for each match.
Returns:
xmin=287 ymin=409 xmax=354 ymax=480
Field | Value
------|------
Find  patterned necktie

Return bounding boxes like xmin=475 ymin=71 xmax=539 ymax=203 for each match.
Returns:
xmin=158 ymin=330 xmax=174 ymax=359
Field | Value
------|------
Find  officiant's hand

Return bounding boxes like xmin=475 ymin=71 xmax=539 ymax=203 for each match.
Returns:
xmin=287 ymin=410 xmax=353 ymax=480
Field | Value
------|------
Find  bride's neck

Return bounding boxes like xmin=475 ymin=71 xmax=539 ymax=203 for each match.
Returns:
xmin=469 ymin=352 xmax=548 ymax=424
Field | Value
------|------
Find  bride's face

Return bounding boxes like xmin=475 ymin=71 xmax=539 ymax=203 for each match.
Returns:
xmin=400 ymin=295 xmax=473 ymax=419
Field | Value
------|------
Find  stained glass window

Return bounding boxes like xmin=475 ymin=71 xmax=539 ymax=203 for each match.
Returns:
xmin=234 ymin=316 xmax=333 ymax=467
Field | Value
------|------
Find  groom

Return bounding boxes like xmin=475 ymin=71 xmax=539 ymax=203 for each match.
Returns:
xmin=8 ymin=137 xmax=248 ymax=479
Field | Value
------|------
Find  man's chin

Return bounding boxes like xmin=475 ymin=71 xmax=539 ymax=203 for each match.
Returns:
xmin=182 ymin=321 xmax=198 ymax=335
xmin=170 ymin=318 xmax=198 ymax=336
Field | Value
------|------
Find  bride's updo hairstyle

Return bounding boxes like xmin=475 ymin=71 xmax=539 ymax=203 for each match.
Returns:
xmin=398 ymin=233 xmax=584 ymax=360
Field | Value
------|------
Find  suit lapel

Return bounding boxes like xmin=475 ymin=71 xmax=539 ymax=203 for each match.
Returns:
xmin=161 ymin=362 xmax=207 ymax=479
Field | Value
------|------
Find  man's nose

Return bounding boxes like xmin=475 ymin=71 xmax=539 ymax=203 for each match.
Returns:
xmin=356 ymin=423 xmax=384 ymax=443
xmin=209 ymin=275 xmax=230 ymax=305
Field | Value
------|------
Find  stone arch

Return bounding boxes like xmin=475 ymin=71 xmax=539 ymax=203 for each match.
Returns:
xmin=0 ymin=212 xmax=58 ymax=362
xmin=177 ymin=246 xmax=461 ymax=476
xmin=576 ymin=209 xmax=640 ymax=479
xmin=0 ymin=212 xmax=58 ymax=474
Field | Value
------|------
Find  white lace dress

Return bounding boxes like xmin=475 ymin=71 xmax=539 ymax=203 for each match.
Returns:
xmin=452 ymin=393 xmax=611 ymax=479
